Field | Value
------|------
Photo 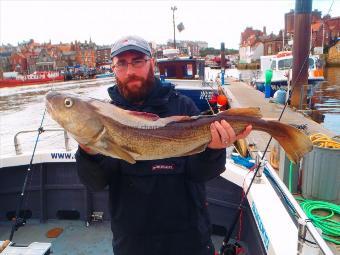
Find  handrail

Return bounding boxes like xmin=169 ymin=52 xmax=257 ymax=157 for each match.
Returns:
xmin=14 ymin=128 xmax=71 ymax=155
xmin=258 ymin=151 xmax=334 ymax=255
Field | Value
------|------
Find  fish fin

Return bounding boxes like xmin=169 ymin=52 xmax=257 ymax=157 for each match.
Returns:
xmin=180 ymin=143 xmax=207 ymax=157
xmin=126 ymin=111 xmax=160 ymax=121
xmin=91 ymin=140 xmax=137 ymax=164
xmin=261 ymin=121 xmax=313 ymax=163
xmin=219 ymin=107 xmax=262 ymax=118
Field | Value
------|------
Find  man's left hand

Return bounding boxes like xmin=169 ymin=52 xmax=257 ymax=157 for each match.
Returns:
xmin=208 ymin=120 xmax=252 ymax=149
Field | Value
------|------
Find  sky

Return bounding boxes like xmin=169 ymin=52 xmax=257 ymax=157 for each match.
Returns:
xmin=0 ymin=0 xmax=339 ymax=49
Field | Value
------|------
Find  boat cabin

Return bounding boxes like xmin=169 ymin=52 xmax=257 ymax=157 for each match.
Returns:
xmin=156 ymin=57 xmax=205 ymax=80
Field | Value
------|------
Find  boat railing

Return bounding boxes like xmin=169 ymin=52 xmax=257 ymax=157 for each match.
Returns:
xmin=258 ymin=151 xmax=334 ymax=255
xmin=14 ymin=128 xmax=71 ymax=155
xmin=201 ymin=81 xmax=214 ymax=87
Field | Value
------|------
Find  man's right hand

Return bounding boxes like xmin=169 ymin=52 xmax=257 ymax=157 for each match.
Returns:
xmin=79 ymin=144 xmax=98 ymax=155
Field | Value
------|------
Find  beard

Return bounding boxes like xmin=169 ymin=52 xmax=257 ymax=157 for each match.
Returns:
xmin=116 ymin=68 xmax=155 ymax=103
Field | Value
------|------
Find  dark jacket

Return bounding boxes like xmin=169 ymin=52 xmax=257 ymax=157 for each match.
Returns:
xmin=75 ymin=78 xmax=226 ymax=255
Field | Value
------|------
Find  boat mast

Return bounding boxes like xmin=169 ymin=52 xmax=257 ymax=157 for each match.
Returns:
xmin=291 ymin=0 xmax=312 ymax=109
xmin=171 ymin=6 xmax=177 ymax=49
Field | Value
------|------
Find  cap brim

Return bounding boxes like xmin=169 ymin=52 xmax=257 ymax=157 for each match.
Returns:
xmin=111 ymin=45 xmax=151 ymax=58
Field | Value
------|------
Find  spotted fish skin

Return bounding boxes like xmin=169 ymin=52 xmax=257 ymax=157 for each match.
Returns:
xmin=46 ymin=91 xmax=313 ymax=164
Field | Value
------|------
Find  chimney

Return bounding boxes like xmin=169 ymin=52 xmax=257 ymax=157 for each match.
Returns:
xmin=263 ymin=26 xmax=267 ymax=35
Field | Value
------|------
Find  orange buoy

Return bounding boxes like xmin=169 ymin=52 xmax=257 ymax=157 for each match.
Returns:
xmin=46 ymin=227 xmax=63 ymax=238
xmin=217 ymin=95 xmax=228 ymax=106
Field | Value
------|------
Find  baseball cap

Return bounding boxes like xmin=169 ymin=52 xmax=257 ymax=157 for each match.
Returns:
xmin=111 ymin=35 xmax=152 ymax=58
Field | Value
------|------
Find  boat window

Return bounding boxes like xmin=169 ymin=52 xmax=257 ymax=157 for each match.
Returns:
xmin=186 ymin=64 xmax=193 ymax=76
xmin=164 ymin=66 xmax=176 ymax=78
xmin=309 ymin=58 xmax=315 ymax=69
xmin=278 ymin=58 xmax=292 ymax=70
xmin=270 ymin=60 xmax=276 ymax=70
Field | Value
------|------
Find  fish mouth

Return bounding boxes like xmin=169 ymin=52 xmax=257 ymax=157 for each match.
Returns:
xmin=45 ymin=91 xmax=60 ymax=114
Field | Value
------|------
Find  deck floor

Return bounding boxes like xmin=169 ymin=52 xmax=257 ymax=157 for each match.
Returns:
xmin=0 ymin=220 xmax=227 ymax=255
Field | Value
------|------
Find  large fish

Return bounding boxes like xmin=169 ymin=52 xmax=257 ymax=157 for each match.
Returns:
xmin=45 ymin=91 xmax=313 ymax=164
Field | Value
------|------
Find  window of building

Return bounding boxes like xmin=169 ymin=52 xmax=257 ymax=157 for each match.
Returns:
xmin=268 ymin=45 xmax=272 ymax=55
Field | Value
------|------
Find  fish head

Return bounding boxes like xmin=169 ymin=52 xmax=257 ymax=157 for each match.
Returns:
xmin=45 ymin=91 xmax=104 ymax=144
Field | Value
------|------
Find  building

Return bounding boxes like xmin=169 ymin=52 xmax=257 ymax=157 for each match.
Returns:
xmin=284 ymin=9 xmax=339 ymax=53
xmin=165 ymin=40 xmax=208 ymax=57
xmin=327 ymin=39 xmax=340 ymax=66
xmin=262 ymin=31 xmax=288 ymax=56
xmin=0 ymin=52 xmax=13 ymax=73
xmin=9 ymin=52 xmax=28 ymax=73
xmin=239 ymin=27 xmax=265 ymax=63
xmin=35 ymin=48 xmax=55 ymax=71
xmin=96 ymin=46 xmax=111 ymax=67
xmin=73 ymin=40 xmax=96 ymax=68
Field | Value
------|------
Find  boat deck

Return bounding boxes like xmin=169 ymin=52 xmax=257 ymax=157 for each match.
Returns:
xmin=223 ymin=79 xmax=339 ymax=254
xmin=0 ymin=220 xmax=225 ymax=254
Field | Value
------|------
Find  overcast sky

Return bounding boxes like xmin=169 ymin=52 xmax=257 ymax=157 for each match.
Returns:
xmin=0 ymin=0 xmax=338 ymax=49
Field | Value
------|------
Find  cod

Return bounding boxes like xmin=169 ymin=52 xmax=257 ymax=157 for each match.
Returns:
xmin=46 ymin=91 xmax=312 ymax=164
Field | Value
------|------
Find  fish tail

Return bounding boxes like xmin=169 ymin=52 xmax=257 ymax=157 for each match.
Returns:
xmin=261 ymin=121 xmax=313 ymax=164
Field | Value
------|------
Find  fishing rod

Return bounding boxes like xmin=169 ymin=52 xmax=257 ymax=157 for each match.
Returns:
xmin=218 ymin=7 xmax=330 ymax=253
xmin=9 ymin=108 xmax=48 ymax=241
xmin=218 ymin=62 xmax=307 ymax=253
xmin=8 ymin=72 xmax=60 ymax=242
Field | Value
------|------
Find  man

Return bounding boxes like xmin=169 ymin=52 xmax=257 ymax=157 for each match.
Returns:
xmin=76 ymin=35 xmax=251 ymax=255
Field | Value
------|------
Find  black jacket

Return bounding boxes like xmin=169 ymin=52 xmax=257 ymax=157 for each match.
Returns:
xmin=75 ymin=78 xmax=226 ymax=255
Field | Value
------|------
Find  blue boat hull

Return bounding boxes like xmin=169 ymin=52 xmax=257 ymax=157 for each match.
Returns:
xmin=175 ymin=86 xmax=218 ymax=112
xmin=255 ymin=78 xmax=323 ymax=97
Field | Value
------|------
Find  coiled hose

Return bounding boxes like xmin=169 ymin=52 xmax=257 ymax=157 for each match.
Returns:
xmin=295 ymin=197 xmax=340 ymax=245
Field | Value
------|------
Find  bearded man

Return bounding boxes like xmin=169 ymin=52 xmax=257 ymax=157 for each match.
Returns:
xmin=76 ymin=35 xmax=251 ymax=255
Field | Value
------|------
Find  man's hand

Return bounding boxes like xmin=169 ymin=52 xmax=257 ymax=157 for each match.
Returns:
xmin=79 ymin=143 xmax=98 ymax=155
xmin=208 ymin=120 xmax=252 ymax=149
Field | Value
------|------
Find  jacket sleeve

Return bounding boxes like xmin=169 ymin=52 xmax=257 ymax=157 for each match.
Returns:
xmin=75 ymin=146 xmax=120 ymax=191
xmin=180 ymin=95 xmax=227 ymax=182
xmin=186 ymin=147 xmax=226 ymax=182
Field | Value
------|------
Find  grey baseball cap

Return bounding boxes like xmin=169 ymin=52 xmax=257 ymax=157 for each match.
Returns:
xmin=110 ymin=35 xmax=152 ymax=58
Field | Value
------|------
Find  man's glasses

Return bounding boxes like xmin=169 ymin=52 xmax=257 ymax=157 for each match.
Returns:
xmin=114 ymin=58 xmax=150 ymax=71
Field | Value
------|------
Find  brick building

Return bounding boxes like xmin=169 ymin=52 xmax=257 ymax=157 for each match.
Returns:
xmin=96 ymin=46 xmax=111 ymax=67
xmin=9 ymin=52 xmax=28 ymax=73
xmin=73 ymin=40 xmax=96 ymax=68
xmin=285 ymin=9 xmax=339 ymax=52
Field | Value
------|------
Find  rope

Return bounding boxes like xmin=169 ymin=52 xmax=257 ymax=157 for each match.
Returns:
xmin=310 ymin=133 xmax=340 ymax=149
xmin=295 ymin=197 xmax=340 ymax=245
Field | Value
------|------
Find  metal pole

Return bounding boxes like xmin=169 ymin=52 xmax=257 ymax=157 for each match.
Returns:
xmin=221 ymin=42 xmax=225 ymax=85
xmin=171 ymin=6 xmax=177 ymax=49
xmin=291 ymin=0 xmax=312 ymax=109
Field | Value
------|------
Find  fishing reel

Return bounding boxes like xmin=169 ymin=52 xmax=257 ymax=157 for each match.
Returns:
xmin=219 ymin=241 xmax=244 ymax=255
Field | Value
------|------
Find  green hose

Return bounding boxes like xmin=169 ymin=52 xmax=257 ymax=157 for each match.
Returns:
xmin=295 ymin=197 xmax=340 ymax=245
xmin=289 ymin=161 xmax=294 ymax=192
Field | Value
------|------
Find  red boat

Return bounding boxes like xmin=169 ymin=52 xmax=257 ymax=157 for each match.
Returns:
xmin=0 ymin=71 xmax=65 ymax=88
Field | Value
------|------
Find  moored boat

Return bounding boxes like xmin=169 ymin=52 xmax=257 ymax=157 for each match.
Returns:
xmin=95 ymin=72 xmax=114 ymax=79
xmin=254 ymin=51 xmax=324 ymax=97
xmin=0 ymin=71 xmax=64 ymax=88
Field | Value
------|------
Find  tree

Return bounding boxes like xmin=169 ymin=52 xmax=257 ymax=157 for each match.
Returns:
xmin=199 ymin=47 xmax=238 ymax=57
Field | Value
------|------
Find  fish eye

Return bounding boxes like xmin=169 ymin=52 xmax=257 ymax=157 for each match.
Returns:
xmin=64 ymin=98 xmax=73 ymax=108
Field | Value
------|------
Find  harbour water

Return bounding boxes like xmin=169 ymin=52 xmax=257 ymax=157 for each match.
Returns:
xmin=0 ymin=68 xmax=339 ymax=157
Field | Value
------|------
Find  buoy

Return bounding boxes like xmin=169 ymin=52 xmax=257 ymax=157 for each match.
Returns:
xmin=217 ymin=95 xmax=228 ymax=106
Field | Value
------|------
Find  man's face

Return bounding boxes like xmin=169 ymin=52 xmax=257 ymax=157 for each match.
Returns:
xmin=112 ymin=51 xmax=155 ymax=103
